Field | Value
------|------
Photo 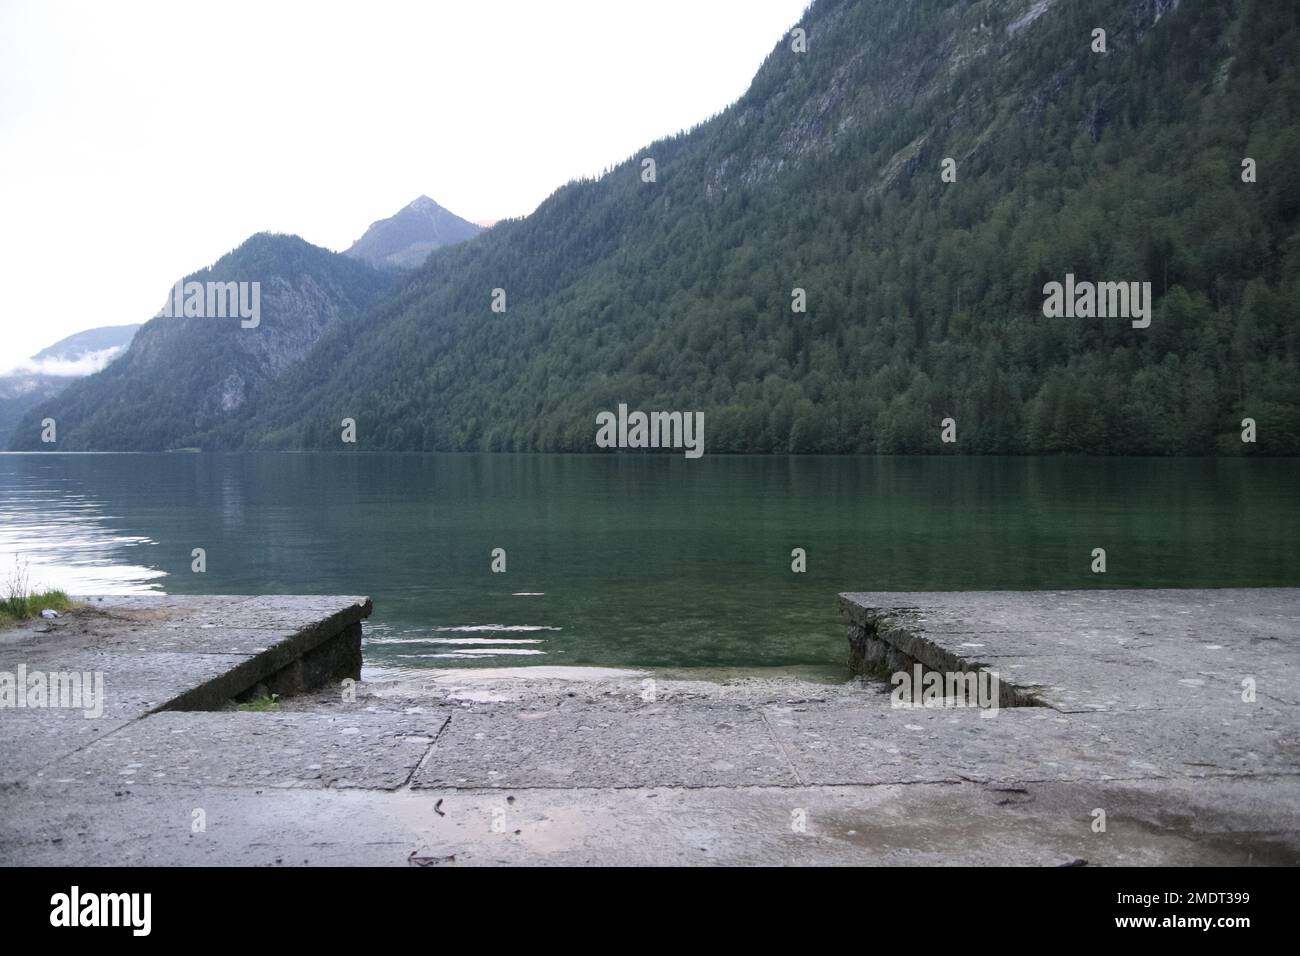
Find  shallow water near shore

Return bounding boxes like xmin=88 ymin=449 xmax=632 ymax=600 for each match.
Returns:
xmin=2 ymin=452 xmax=1297 ymax=673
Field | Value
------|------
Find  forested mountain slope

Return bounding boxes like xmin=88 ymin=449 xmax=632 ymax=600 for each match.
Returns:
xmin=11 ymin=235 xmax=390 ymax=450
xmin=33 ymin=0 xmax=1300 ymax=455
xmin=0 ymin=324 xmax=138 ymax=446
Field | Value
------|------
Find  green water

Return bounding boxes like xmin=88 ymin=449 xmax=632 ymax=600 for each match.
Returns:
xmin=1 ymin=453 xmax=1296 ymax=676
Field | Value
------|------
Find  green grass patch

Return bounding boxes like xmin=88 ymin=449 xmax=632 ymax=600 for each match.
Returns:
xmin=0 ymin=589 xmax=74 ymax=629
xmin=235 ymin=692 xmax=281 ymax=712
xmin=0 ymin=557 xmax=76 ymax=630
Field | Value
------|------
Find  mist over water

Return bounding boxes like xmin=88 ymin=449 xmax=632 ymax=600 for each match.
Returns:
xmin=2 ymin=452 xmax=1297 ymax=675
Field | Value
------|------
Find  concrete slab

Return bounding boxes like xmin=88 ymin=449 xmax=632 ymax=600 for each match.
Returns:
xmin=763 ymin=702 xmax=1156 ymax=785
xmin=0 ymin=650 xmax=251 ymax=782
xmin=979 ymin=654 xmax=1253 ymax=712
xmin=763 ymin=698 xmax=1300 ymax=786
xmin=0 ymin=712 xmax=137 ymax=780
xmin=2 ymin=776 xmax=1296 ymax=867
xmin=414 ymin=699 xmax=799 ymax=789
xmin=3 ymin=590 xmax=1298 ymax=865
xmin=36 ymin=710 xmax=451 ymax=791
xmin=840 ymin=588 xmax=1300 ymax=710
xmin=1 ymin=595 xmax=371 ymax=784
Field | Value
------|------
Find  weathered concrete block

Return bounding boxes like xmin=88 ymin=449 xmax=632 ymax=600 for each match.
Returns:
xmin=840 ymin=589 xmax=1300 ymax=712
xmin=0 ymin=595 xmax=372 ymax=781
xmin=262 ymin=621 xmax=363 ymax=698
xmin=159 ymin=600 xmax=370 ymax=711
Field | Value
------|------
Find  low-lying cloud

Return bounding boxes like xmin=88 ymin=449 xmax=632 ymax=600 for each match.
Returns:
xmin=0 ymin=346 xmax=126 ymax=378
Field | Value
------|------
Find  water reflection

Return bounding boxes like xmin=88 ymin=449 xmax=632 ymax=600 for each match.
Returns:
xmin=1 ymin=452 xmax=1297 ymax=673
xmin=0 ymin=455 xmax=165 ymax=594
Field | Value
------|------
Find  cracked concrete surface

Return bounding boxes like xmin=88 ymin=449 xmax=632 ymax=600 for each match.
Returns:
xmin=2 ymin=592 xmax=1298 ymax=865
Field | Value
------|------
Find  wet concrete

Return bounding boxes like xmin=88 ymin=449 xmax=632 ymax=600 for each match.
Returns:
xmin=0 ymin=595 xmax=370 ymax=780
xmin=3 ymin=766 xmax=1296 ymax=866
xmin=1 ymin=591 xmax=1298 ymax=865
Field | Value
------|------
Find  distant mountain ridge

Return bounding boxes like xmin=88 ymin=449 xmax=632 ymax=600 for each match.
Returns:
xmin=10 ymin=234 xmax=390 ymax=451
xmin=344 ymin=196 xmax=483 ymax=270
xmin=0 ymin=324 xmax=139 ymax=445
xmin=28 ymin=324 xmax=141 ymax=365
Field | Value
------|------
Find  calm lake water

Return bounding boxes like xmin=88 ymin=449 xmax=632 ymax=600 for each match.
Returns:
xmin=2 ymin=453 xmax=1297 ymax=677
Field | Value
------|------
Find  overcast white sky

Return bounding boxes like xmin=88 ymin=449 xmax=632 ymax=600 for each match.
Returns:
xmin=0 ymin=0 xmax=808 ymax=367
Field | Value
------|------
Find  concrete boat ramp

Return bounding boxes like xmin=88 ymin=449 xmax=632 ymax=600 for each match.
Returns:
xmin=1 ymin=591 xmax=1297 ymax=865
